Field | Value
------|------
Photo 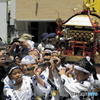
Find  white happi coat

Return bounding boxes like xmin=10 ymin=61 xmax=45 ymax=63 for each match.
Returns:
xmin=40 ymin=67 xmax=61 ymax=100
xmin=60 ymin=75 xmax=92 ymax=100
xmin=3 ymin=76 xmax=51 ymax=100
xmin=97 ymin=74 xmax=100 ymax=80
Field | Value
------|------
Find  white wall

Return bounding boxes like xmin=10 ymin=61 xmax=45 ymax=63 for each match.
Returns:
xmin=11 ymin=0 xmax=16 ymax=19
xmin=0 ymin=1 xmax=7 ymax=42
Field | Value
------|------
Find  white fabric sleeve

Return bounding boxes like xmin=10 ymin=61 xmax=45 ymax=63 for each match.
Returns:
xmin=93 ymin=80 xmax=100 ymax=88
xmin=35 ymin=81 xmax=51 ymax=96
xmin=4 ymin=89 xmax=16 ymax=100
xmin=60 ymin=75 xmax=91 ymax=96
xmin=40 ymin=67 xmax=49 ymax=79
xmin=3 ymin=76 xmax=12 ymax=95
xmin=52 ymin=69 xmax=61 ymax=89
xmin=60 ymin=75 xmax=73 ymax=84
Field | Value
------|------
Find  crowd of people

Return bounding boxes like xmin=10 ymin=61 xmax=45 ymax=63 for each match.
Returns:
xmin=0 ymin=32 xmax=100 ymax=100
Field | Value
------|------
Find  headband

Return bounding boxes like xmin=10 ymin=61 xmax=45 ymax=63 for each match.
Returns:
xmin=26 ymin=40 xmax=35 ymax=49
xmin=52 ymin=51 xmax=58 ymax=53
xmin=74 ymin=65 xmax=90 ymax=74
xmin=44 ymin=49 xmax=52 ymax=53
xmin=29 ymin=48 xmax=39 ymax=54
xmin=21 ymin=55 xmax=36 ymax=64
xmin=8 ymin=66 xmax=22 ymax=74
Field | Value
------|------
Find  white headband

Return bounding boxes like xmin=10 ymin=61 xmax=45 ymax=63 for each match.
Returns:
xmin=21 ymin=55 xmax=36 ymax=64
xmin=74 ymin=65 xmax=90 ymax=74
xmin=44 ymin=49 xmax=52 ymax=53
xmin=26 ymin=40 xmax=35 ymax=49
xmin=86 ymin=56 xmax=93 ymax=65
xmin=29 ymin=48 xmax=39 ymax=54
xmin=52 ymin=51 xmax=58 ymax=53
xmin=8 ymin=66 xmax=22 ymax=74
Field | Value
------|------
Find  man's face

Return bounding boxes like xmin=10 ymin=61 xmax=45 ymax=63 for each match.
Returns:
xmin=0 ymin=49 xmax=9 ymax=66
xmin=21 ymin=63 xmax=35 ymax=76
xmin=20 ymin=41 xmax=30 ymax=48
xmin=0 ymin=49 xmax=5 ymax=56
xmin=51 ymin=38 xmax=58 ymax=45
xmin=51 ymin=52 xmax=58 ymax=57
xmin=43 ymin=51 xmax=51 ymax=59
xmin=10 ymin=68 xmax=23 ymax=84
xmin=15 ymin=58 xmax=21 ymax=66
xmin=29 ymin=50 xmax=39 ymax=59
xmin=74 ymin=69 xmax=89 ymax=81
xmin=0 ymin=56 xmax=6 ymax=65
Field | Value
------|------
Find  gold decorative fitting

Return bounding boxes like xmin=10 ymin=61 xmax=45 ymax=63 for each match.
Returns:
xmin=83 ymin=0 xmax=95 ymax=10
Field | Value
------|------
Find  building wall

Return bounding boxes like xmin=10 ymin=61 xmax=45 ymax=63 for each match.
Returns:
xmin=15 ymin=0 xmax=83 ymax=21
xmin=0 ymin=1 xmax=7 ymax=42
xmin=10 ymin=0 xmax=84 ymax=42
xmin=11 ymin=0 xmax=16 ymax=19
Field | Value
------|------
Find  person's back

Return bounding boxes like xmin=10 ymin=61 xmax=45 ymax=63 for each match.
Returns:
xmin=8 ymin=34 xmax=35 ymax=57
xmin=0 ymin=66 xmax=6 ymax=100
xmin=4 ymin=60 xmax=51 ymax=100
xmin=0 ymin=81 xmax=6 ymax=100
xmin=38 ymin=32 xmax=48 ymax=52
xmin=59 ymin=56 xmax=97 ymax=100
